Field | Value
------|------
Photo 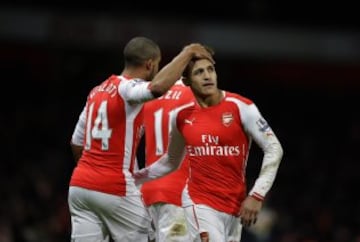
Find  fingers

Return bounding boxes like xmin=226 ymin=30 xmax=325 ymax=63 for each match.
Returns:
xmin=194 ymin=45 xmax=215 ymax=64
xmin=239 ymin=209 xmax=258 ymax=227
xmin=184 ymin=43 xmax=215 ymax=64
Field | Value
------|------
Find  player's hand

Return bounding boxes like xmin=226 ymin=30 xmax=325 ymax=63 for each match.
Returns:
xmin=238 ymin=196 xmax=262 ymax=227
xmin=133 ymin=168 xmax=149 ymax=186
xmin=182 ymin=43 xmax=215 ymax=64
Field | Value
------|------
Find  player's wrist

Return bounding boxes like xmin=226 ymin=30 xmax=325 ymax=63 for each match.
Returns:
xmin=250 ymin=192 xmax=264 ymax=201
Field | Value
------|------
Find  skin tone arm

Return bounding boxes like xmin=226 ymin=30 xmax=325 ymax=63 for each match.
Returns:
xmin=149 ymin=44 xmax=215 ymax=97
xmin=70 ymin=142 xmax=83 ymax=164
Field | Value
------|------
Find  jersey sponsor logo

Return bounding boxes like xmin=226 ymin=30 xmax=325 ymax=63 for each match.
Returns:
xmin=186 ymin=144 xmax=241 ymax=156
xmin=186 ymin=134 xmax=241 ymax=156
xmin=222 ymin=112 xmax=233 ymax=127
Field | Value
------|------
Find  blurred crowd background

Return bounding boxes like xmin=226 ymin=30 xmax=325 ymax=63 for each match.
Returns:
xmin=4 ymin=2 xmax=360 ymax=242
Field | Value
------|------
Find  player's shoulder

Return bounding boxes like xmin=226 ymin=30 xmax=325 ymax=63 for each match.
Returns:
xmin=118 ymin=75 xmax=147 ymax=86
xmin=175 ymin=79 xmax=186 ymax=86
xmin=225 ymin=91 xmax=254 ymax=105
xmin=170 ymin=79 xmax=188 ymax=90
xmin=94 ymin=75 xmax=122 ymax=89
xmin=176 ymin=101 xmax=196 ymax=115
xmin=87 ymin=75 xmax=114 ymax=97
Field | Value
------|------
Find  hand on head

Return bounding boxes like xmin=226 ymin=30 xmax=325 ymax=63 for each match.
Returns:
xmin=183 ymin=43 xmax=215 ymax=64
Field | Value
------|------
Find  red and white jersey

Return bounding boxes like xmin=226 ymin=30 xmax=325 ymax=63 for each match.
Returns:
xmin=141 ymin=80 xmax=194 ymax=206
xmin=70 ymin=75 xmax=154 ymax=196
xmin=173 ymin=91 xmax=282 ymax=215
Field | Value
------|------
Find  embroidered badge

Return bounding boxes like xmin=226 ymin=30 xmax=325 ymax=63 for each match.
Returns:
xmin=222 ymin=112 xmax=233 ymax=127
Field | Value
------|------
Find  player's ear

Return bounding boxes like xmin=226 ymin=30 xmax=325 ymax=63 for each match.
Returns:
xmin=145 ymin=59 xmax=153 ymax=70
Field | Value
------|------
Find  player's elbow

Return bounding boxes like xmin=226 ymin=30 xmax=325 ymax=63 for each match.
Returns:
xmin=70 ymin=141 xmax=83 ymax=163
xmin=149 ymin=83 xmax=167 ymax=98
xmin=273 ymin=143 xmax=284 ymax=164
xmin=265 ymin=142 xmax=284 ymax=164
xmin=278 ymin=143 xmax=284 ymax=160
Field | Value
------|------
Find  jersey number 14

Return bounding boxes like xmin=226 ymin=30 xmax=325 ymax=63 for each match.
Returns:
xmin=85 ymin=101 xmax=112 ymax=151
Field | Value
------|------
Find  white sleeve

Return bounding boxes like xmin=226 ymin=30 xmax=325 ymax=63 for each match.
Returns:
xmin=240 ymin=102 xmax=284 ymax=200
xmin=71 ymin=105 xmax=87 ymax=146
xmin=118 ymin=78 xmax=155 ymax=104
xmin=133 ymin=113 xmax=186 ymax=184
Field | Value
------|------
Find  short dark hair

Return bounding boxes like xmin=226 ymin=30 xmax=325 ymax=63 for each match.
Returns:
xmin=123 ymin=37 xmax=161 ymax=67
xmin=182 ymin=45 xmax=215 ymax=79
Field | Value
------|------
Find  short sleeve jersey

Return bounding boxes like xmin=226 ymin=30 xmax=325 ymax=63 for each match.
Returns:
xmin=70 ymin=75 xmax=152 ymax=196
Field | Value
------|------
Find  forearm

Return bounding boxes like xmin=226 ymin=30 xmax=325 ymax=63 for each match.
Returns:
xmin=135 ymin=126 xmax=186 ymax=184
xmin=148 ymin=154 xmax=178 ymax=178
xmin=70 ymin=142 xmax=83 ymax=163
xmin=249 ymin=141 xmax=283 ymax=200
xmin=134 ymin=153 xmax=181 ymax=185
xmin=135 ymin=111 xmax=187 ymax=185
xmin=150 ymin=51 xmax=193 ymax=97
xmin=150 ymin=43 xmax=214 ymax=97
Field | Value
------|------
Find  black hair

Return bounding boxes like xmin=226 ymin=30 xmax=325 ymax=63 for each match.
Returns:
xmin=123 ymin=36 xmax=161 ymax=67
xmin=182 ymin=45 xmax=215 ymax=81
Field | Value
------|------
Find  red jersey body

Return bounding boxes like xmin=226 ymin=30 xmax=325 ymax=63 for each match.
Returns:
xmin=178 ymin=92 xmax=253 ymax=215
xmin=141 ymin=81 xmax=193 ymax=206
xmin=70 ymin=75 xmax=146 ymax=196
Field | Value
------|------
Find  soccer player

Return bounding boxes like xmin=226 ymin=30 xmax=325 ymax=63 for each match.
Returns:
xmin=68 ymin=37 xmax=214 ymax=242
xmin=134 ymin=47 xmax=284 ymax=242
xmin=141 ymin=78 xmax=193 ymax=242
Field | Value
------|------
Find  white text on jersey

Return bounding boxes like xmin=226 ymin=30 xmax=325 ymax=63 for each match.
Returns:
xmin=158 ymin=90 xmax=182 ymax=100
xmin=186 ymin=134 xmax=240 ymax=156
xmin=90 ymin=82 xmax=117 ymax=99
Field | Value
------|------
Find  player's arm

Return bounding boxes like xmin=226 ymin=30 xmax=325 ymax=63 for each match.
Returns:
xmin=120 ymin=44 xmax=215 ymax=103
xmin=70 ymin=105 xmax=86 ymax=163
xmin=133 ymin=118 xmax=186 ymax=185
xmin=237 ymin=102 xmax=283 ymax=226
xmin=70 ymin=142 xmax=83 ymax=163
xmin=241 ymin=103 xmax=284 ymax=200
xmin=149 ymin=43 xmax=215 ymax=97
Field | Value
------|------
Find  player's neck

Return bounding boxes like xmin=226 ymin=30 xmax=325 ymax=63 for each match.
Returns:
xmin=197 ymin=89 xmax=223 ymax=108
xmin=122 ymin=68 xmax=148 ymax=81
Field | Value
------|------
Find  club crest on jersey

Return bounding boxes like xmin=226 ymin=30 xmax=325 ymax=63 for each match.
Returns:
xmin=222 ymin=112 xmax=233 ymax=127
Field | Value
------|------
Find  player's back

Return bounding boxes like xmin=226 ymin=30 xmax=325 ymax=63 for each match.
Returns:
xmin=70 ymin=75 xmax=144 ymax=196
xmin=141 ymin=80 xmax=193 ymax=206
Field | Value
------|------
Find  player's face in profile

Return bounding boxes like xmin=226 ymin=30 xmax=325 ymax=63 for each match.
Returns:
xmin=189 ymin=59 xmax=217 ymax=97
